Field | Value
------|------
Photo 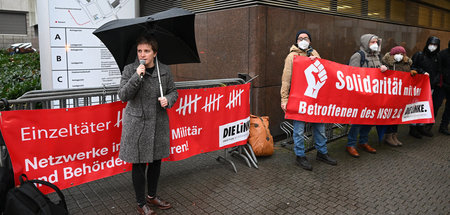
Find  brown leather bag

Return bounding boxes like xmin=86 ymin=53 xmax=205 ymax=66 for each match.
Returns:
xmin=248 ymin=115 xmax=274 ymax=156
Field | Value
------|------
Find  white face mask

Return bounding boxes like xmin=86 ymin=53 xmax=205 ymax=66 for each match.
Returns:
xmin=428 ymin=45 xmax=437 ymax=52
xmin=394 ymin=54 xmax=403 ymax=62
xmin=369 ymin=43 xmax=379 ymax=52
xmin=298 ymin=40 xmax=309 ymax=50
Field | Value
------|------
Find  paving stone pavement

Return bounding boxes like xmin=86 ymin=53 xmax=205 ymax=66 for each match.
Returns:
xmin=59 ymin=124 xmax=449 ymax=215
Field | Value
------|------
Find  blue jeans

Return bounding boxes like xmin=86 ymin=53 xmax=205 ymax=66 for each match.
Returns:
xmin=293 ymin=120 xmax=327 ymax=157
xmin=347 ymin=125 xmax=372 ymax=147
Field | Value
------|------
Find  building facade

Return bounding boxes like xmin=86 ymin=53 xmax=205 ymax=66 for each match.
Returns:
xmin=141 ymin=0 xmax=450 ymax=137
xmin=0 ymin=0 xmax=38 ymax=49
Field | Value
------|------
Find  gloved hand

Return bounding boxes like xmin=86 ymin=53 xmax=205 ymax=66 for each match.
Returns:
xmin=410 ymin=70 xmax=418 ymax=77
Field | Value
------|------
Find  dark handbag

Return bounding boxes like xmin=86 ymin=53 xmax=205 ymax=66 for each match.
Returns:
xmin=4 ymin=174 xmax=68 ymax=215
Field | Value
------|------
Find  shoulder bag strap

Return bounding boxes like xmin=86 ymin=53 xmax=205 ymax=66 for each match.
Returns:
xmin=257 ymin=116 xmax=270 ymax=141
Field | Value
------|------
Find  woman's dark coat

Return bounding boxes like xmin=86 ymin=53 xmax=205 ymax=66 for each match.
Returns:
xmin=118 ymin=59 xmax=178 ymax=163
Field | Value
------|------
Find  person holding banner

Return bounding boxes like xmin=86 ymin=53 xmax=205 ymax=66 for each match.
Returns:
xmin=118 ymin=35 xmax=177 ymax=215
xmin=438 ymin=40 xmax=450 ymax=135
xmin=346 ymin=34 xmax=388 ymax=158
xmin=381 ymin=46 xmax=414 ymax=146
xmin=411 ymin=36 xmax=441 ymax=138
xmin=281 ymin=30 xmax=337 ymax=171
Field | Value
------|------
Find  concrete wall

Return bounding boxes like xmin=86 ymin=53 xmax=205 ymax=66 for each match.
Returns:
xmin=0 ymin=0 xmax=38 ymax=50
xmin=170 ymin=5 xmax=450 ymax=137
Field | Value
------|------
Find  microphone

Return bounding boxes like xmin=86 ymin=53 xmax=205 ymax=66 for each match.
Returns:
xmin=139 ymin=60 xmax=146 ymax=79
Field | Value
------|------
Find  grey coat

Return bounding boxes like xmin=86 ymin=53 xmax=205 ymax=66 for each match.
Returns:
xmin=118 ymin=59 xmax=178 ymax=163
xmin=349 ymin=34 xmax=383 ymax=68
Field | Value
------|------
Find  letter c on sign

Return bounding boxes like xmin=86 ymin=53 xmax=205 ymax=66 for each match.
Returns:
xmin=57 ymin=76 xmax=63 ymax=82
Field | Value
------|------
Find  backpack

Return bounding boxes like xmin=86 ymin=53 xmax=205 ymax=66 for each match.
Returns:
xmin=349 ymin=50 xmax=384 ymax=67
xmin=348 ymin=50 xmax=367 ymax=67
xmin=4 ymin=174 xmax=68 ymax=215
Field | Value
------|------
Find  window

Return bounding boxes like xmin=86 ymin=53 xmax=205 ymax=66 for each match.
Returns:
xmin=337 ymin=0 xmax=361 ymax=15
xmin=297 ymin=0 xmax=332 ymax=11
xmin=421 ymin=0 xmax=450 ymax=10
xmin=368 ymin=0 xmax=385 ymax=19
xmin=390 ymin=0 xmax=406 ymax=22
xmin=445 ymin=12 xmax=450 ymax=31
xmin=0 ymin=11 xmax=27 ymax=35
xmin=418 ymin=6 xmax=431 ymax=26
xmin=181 ymin=0 xmax=215 ymax=11
xmin=431 ymin=10 xmax=442 ymax=28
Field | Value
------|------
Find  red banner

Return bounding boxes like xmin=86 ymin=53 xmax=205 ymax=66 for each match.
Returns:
xmin=0 ymin=102 xmax=130 ymax=194
xmin=165 ymin=83 xmax=251 ymax=161
xmin=285 ymin=56 xmax=434 ymax=125
xmin=0 ymin=83 xmax=250 ymax=194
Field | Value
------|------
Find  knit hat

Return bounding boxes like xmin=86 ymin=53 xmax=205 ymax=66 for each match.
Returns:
xmin=296 ymin=30 xmax=311 ymax=43
xmin=390 ymin=46 xmax=406 ymax=55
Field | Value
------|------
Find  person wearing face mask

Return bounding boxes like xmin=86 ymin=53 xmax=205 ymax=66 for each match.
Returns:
xmin=346 ymin=34 xmax=388 ymax=158
xmin=437 ymin=40 xmax=450 ymax=135
xmin=280 ymin=29 xmax=337 ymax=171
xmin=381 ymin=46 xmax=415 ymax=146
xmin=411 ymin=36 xmax=441 ymax=138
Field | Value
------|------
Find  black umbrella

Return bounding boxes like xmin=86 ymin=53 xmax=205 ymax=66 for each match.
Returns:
xmin=92 ymin=8 xmax=200 ymax=72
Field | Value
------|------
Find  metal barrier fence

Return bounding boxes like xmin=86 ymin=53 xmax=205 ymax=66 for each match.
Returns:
xmin=0 ymin=78 xmax=257 ymax=172
xmin=280 ymin=120 xmax=350 ymax=151
xmin=0 ymin=78 xmax=245 ymax=110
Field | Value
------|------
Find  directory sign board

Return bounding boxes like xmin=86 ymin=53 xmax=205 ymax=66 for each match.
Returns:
xmin=46 ymin=0 xmax=135 ymax=89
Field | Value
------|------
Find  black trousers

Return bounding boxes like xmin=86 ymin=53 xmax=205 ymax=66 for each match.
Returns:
xmin=132 ymin=160 xmax=161 ymax=206
xmin=439 ymin=87 xmax=450 ymax=127
xmin=432 ymin=86 xmax=446 ymax=119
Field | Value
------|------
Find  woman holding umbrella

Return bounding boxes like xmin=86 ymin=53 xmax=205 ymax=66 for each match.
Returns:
xmin=118 ymin=35 xmax=177 ymax=215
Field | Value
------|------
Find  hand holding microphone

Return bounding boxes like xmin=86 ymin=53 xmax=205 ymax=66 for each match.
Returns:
xmin=138 ymin=60 xmax=146 ymax=79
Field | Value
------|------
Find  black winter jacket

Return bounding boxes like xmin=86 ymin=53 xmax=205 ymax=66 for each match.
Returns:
xmin=412 ymin=36 xmax=441 ymax=89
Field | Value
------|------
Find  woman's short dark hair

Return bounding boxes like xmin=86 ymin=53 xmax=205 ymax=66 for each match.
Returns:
xmin=136 ymin=35 xmax=158 ymax=53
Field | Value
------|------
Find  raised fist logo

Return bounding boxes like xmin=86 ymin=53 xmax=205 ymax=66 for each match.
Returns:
xmin=304 ymin=60 xmax=327 ymax=99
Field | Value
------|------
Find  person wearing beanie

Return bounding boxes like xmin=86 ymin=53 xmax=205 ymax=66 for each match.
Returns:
xmin=438 ymin=40 xmax=450 ymax=135
xmin=381 ymin=46 xmax=414 ymax=145
xmin=346 ymin=34 xmax=387 ymax=158
xmin=411 ymin=36 xmax=441 ymax=138
xmin=280 ymin=29 xmax=337 ymax=171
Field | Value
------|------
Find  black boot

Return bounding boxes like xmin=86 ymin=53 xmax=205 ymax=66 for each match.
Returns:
xmin=296 ymin=156 xmax=312 ymax=171
xmin=316 ymin=152 xmax=337 ymax=166
xmin=439 ymin=125 xmax=450 ymax=135
xmin=409 ymin=125 xmax=422 ymax=139
xmin=418 ymin=125 xmax=433 ymax=137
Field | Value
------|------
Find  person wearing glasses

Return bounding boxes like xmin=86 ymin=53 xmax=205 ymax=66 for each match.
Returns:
xmin=280 ymin=30 xmax=337 ymax=171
